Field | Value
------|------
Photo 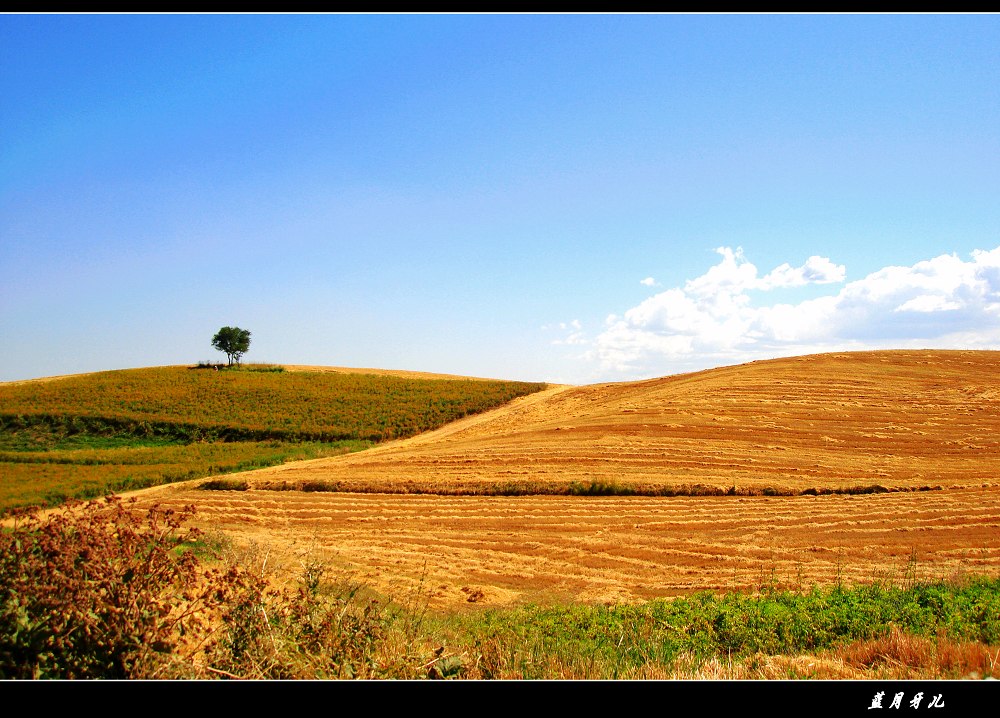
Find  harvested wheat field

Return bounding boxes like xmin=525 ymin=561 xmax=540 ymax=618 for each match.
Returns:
xmin=133 ymin=350 xmax=1000 ymax=608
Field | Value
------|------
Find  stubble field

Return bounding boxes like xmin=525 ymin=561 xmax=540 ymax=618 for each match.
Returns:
xmin=130 ymin=350 xmax=1000 ymax=608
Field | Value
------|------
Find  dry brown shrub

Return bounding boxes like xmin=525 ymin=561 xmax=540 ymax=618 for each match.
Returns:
xmin=835 ymin=625 xmax=1000 ymax=679
xmin=0 ymin=496 xmax=225 ymax=678
xmin=0 ymin=495 xmax=433 ymax=680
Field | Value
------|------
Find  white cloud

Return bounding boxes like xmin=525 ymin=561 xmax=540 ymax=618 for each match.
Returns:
xmin=679 ymin=247 xmax=847 ymax=297
xmin=894 ymin=295 xmax=963 ymax=313
xmin=587 ymin=245 xmax=1000 ymax=378
xmin=758 ymin=255 xmax=846 ymax=289
xmin=640 ymin=277 xmax=658 ymax=287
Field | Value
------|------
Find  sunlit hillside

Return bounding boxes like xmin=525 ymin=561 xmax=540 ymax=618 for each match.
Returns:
xmin=131 ymin=350 xmax=1000 ymax=608
xmin=225 ymin=350 xmax=1000 ymax=495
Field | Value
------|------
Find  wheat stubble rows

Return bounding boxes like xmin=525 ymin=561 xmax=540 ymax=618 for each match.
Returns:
xmin=137 ymin=351 xmax=1000 ymax=607
xmin=227 ymin=350 xmax=1000 ymax=494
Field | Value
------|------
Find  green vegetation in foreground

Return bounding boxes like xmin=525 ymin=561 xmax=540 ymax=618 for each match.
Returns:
xmin=2 ymin=497 xmax=997 ymax=679
xmin=443 ymin=579 xmax=1000 ymax=679
xmin=0 ymin=366 xmax=546 ymax=514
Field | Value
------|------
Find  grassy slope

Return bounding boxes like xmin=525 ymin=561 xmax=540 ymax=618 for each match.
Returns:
xmin=0 ymin=365 xmax=547 ymax=441
xmin=0 ymin=365 xmax=546 ymax=514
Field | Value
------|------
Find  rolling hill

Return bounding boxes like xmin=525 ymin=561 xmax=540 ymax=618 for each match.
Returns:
xmin=126 ymin=349 xmax=1000 ymax=608
xmin=219 ymin=349 xmax=1000 ymax=495
xmin=0 ymin=365 xmax=546 ymax=513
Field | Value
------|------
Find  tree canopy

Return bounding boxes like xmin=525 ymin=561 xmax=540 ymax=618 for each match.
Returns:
xmin=211 ymin=326 xmax=251 ymax=366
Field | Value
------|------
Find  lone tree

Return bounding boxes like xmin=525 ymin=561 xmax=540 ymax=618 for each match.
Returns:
xmin=211 ymin=326 xmax=251 ymax=366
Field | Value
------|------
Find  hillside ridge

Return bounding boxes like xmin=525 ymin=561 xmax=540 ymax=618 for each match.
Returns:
xmin=199 ymin=349 xmax=1000 ymax=495
xmin=0 ymin=363 xmax=526 ymax=386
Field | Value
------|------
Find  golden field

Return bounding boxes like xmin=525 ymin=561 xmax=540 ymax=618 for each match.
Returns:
xmin=126 ymin=350 xmax=1000 ymax=608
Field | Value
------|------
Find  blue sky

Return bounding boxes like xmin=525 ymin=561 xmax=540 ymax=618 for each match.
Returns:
xmin=2 ymin=13 xmax=999 ymax=384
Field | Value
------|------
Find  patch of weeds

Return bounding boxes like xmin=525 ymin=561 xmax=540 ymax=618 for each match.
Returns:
xmin=443 ymin=576 xmax=1000 ymax=679
xmin=0 ymin=496 xmax=222 ymax=678
xmin=198 ymin=478 xmax=250 ymax=491
xmin=0 ymin=494 xmax=441 ymax=680
xmin=568 ymin=480 xmax=636 ymax=496
xmin=301 ymin=480 xmax=338 ymax=492
xmin=224 ymin=363 xmax=286 ymax=373
xmin=175 ymin=529 xmax=234 ymax=563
